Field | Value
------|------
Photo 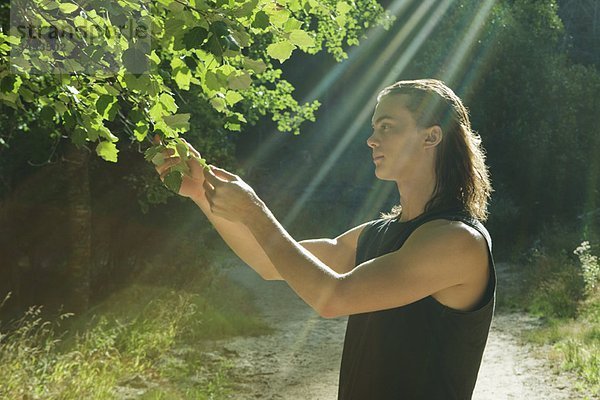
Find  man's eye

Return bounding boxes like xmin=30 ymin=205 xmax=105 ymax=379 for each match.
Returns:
xmin=381 ymin=124 xmax=389 ymax=130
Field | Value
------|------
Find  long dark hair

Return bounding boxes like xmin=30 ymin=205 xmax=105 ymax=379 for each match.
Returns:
xmin=378 ymin=79 xmax=492 ymax=221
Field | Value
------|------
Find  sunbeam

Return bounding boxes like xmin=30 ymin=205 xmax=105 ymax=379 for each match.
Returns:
xmin=441 ymin=0 xmax=497 ymax=86
xmin=379 ymin=0 xmax=454 ymax=88
xmin=281 ymin=0 xmax=455 ymax=226
xmin=240 ymin=0 xmax=416 ymax=179
xmin=304 ymin=0 xmax=414 ymax=103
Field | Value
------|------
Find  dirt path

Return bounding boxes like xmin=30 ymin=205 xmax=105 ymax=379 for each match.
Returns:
xmin=202 ymin=262 xmax=586 ymax=399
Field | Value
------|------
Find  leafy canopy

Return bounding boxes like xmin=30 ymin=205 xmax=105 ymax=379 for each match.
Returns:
xmin=0 ymin=0 xmax=391 ymax=166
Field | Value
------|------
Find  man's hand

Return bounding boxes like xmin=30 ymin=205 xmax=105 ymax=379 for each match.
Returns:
xmin=203 ymin=166 xmax=263 ymax=224
xmin=154 ymin=139 xmax=206 ymax=201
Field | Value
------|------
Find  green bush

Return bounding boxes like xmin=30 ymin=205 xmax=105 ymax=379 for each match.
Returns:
xmin=523 ymin=250 xmax=584 ymax=319
xmin=574 ymin=241 xmax=600 ymax=295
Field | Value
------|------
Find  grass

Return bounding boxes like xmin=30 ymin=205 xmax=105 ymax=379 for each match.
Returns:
xmin=0 ymin=264 xmax=271 ymax=399
xmin=502 ymin=229 xmax=600 ymax=398
xmin=524 ymin=292 xmax=599 ymax=397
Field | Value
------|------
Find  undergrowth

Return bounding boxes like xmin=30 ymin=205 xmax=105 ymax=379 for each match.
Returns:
xmin=512 ymin=225 xmax=599 ymax=398
xmin=0 ymin=265 xmax=270 ymax=399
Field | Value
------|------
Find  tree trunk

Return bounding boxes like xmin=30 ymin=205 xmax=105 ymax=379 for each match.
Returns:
xmin=63 ymin=141 xmax=92 ymax=314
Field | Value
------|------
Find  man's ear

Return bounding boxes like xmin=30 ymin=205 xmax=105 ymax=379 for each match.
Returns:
xmin=424 ymin=126 xmax=443 ymax=149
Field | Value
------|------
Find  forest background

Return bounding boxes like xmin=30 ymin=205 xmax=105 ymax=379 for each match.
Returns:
xmin=0 ymin=0 xmax=599 ymax=398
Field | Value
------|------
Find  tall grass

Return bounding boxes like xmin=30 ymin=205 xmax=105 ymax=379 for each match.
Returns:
xmin=0 ymin=269 xmax=270 ymax=399
xmin=514 ymin=229 xmax=600 ymax=397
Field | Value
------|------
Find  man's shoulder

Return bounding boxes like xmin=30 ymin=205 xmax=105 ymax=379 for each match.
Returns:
xmin=408 ymin=218 xmax=488 ymax=255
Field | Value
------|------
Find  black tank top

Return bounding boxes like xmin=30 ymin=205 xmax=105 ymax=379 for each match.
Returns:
xmin=338 ymin=209 xmax=496 ymax=400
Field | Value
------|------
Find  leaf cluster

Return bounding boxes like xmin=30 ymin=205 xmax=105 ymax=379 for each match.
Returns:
xmin=0 ymin=0 xmax=390 ymax=166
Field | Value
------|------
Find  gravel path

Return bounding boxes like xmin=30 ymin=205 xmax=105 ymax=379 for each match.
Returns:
xmin=202 ymin=262 xmax=589 ymax=399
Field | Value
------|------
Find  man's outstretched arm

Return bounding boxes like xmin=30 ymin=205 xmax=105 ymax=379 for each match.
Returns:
xmin=203 ymin=165 xmax=490 ymax=318
xmin=155 ymin=143 xmax=362 ymax=280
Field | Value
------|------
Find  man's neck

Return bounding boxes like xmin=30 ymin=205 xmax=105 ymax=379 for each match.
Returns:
xmin=396 ymin=173 xmax=436 ymax=222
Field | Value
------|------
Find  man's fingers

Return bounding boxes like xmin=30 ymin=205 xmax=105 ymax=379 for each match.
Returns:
xmin=209 ymin=165 xmax=237 ymax=181
xmin=202 ymin=179 xmax=215 ymax=195
xmin=203 ymin=166 xmax=227 ymax=186
xmin=155 ymin=156 xmax=180 ymax=175
xmin=181 ymin=138 xmax=202 ymax=158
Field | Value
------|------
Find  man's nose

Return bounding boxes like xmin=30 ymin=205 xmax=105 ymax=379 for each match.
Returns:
xmin=367 ymin=132 xmax=378 ymax=148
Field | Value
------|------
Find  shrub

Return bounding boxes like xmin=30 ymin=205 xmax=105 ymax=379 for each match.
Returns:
xmin=574 ymin=241 xmax=600 ymax=295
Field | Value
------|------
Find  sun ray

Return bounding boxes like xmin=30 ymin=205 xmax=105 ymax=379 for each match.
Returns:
xmin=379 ymin=0 xmax=455 ymax=87
xmin=240 ymin=0 xmax=417 ymax=179
xmin=281 ymin=1 xmax=455 ymax=226
xmin=304 ymin=0 xmax=415 ymax=104
xmin=441 ymin=0 xmax=497 ymax=86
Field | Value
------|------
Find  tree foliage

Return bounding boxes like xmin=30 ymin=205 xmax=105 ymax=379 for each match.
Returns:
xmin=0 ymin=0 xmax=391 ymax=164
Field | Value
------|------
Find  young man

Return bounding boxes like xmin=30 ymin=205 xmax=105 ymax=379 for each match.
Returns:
xmin=156 ymin=79 xmax=495 ymax=399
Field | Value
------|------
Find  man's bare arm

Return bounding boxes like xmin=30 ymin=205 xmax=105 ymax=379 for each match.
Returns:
xmin=202 ymin=167 xmax=489 ymax=318
xmin=197 ymin=194 xmax=367 ymax=280
xmin=194 ymin=198 xmax=367 ymax=280
xmin=154 ymin=144 xmax=365 ymax=280
xmin=299 ymin=222 xmax=368 ymax=274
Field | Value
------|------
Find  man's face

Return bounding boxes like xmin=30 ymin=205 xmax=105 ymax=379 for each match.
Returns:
xmin=368 ymin=94 xmax=427 ymax=181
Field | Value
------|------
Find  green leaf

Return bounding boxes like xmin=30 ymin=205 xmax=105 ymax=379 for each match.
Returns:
xmin=0 ymin=76 xmax=17 ymax=93
xmin=252 ymin=11 xmax=269 ymax=29
xmin=268 ymin=8 xmax=290 ymax=26
xmin=159 ymin=93 xmax=178 ymax=113
xmin=19 ymin=87 xmax=35 ymax=102
xmin=59 ymin=3 xmax=78 ymax=13
xmin=225 ymin=122 xmax=241 ymax=130
xmin=183 ymin=27 xmax=209 ymax=50
xmin=211 ymin=21 xmax=230 ymax=38
xmin=336 ymin=1 xmax=352 ymax=15
xmin=122 ymin=74 xmax=159 ymax=96
xmin=4 ymin=35 xmax=21 ymax=45
xmin=184 ymin=56 xmax=198 ymax=70
xmin=40 ymin=106 xmax=55 ymax=123
xmin=175 ymin=140 xmax=189 ymax=159
xmin=205 ymin=34 xmax=223 ymax=62
xmin=225 ymin=113 xmax=245 ymax=131
xmin=134 ymin=124 xmax=148 ymax=141
xmin=96 ymin=94 xmax=117 ymax=120
xmin=72 ymin=127 xmax=87 ymax=147
xmin=96 ymin=141 xmax=118 ymax=162
xmin=144 ymin=144 xmax=166 ymax=162
xmin=73 ymin=15 xmax=87 ymax=28
xmin=244 ymin=58 xmax=267 ymax=73
xmin=170 ymin=160 xmax=190 ymax=174
xmin=128 ymin=108 xmax=145 ymax=124
xmin=228 ymin=71 xmax=251 ymax=90
xmin=163 ymin=170 xmax=182 ymax=193
xmin=149 ymin=102 xmax=165 ymax=122
xmin=225 ymin=91 xmax=243 ymax=105
xmin=234 ymin=0 xmax=259 ymax=17
xmin=204 ymin=70 xmax=221 ymax=91
xmin=149 ymin=50 xmax=161 ymax=65
xmin=223 ymin=35 xmax=241 ymax=52
xmin=174 ymin=66 xmax=191 ymax=90
xmin=163 ymin=113 xmax=190 ymax=131
xmin=0 ymin=92 xmax=19 ymax=108
xmin=151 ymin=151 xmax=166 ymax=166
xmin=266 ymin=41 xmax=296 ymax=62
xmin=122 ymin=47 xmax=148 ymax=74
xmin=289 ymin=30 xmax=315 ymax=48
xmin=54 ymin=102 xmax=68 ymax=114
xmin=210 ymin=96 xmax=226 ymax=112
